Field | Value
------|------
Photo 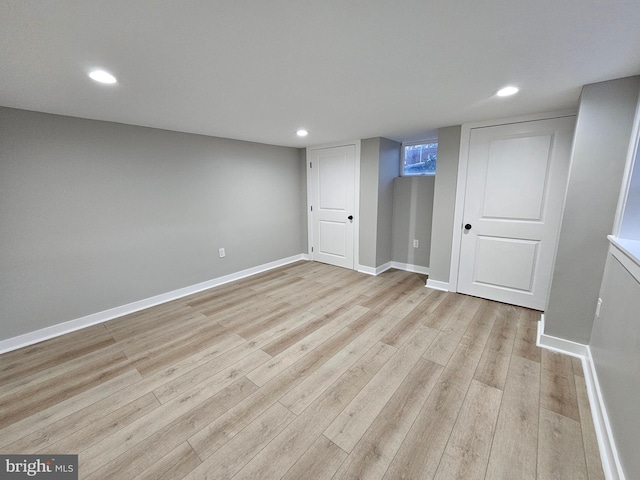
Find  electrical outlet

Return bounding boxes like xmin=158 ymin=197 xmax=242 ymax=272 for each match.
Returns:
xmin=219 ymin=247 xmax=225 ymax=258
xmin=413 ymin=239 xmax=419 ymax=248
xmin=596 ymin=298 xmax=602 ymax=317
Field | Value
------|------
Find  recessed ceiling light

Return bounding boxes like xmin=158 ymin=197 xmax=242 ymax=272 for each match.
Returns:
xmin=296 ymin=129 xmax=308 ymax=137
xmin=88 ymin=70 xmax=117 ymax=84
xmin=496 ymin=86 xmax=519 ymax=97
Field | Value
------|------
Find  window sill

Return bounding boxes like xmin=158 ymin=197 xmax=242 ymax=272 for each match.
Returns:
xmin=608 ymin=235 xmax=640 ymax=283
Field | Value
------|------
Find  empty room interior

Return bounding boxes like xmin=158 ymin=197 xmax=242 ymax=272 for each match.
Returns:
xmin=1 ymin=1 xmax=640 ymax=479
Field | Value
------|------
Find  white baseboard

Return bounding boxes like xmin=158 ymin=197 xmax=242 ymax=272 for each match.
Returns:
xmin=537 ymin=315 xmax=625 ymax=480
xmin=389 ymin=262 xmax=429 ymax=275
xmin=357 ymin=262 xmax=391 ymax=276
xmin=426 ymin=279 xmax=450 ymax=291
xmin=582 ymin=346 xmax=626 ymax=480
xmin=356 ymin=265 xmax=377 ymax=276
xmin=0 ymin=254 xmax=308 ymax=355
xmin=358 ymin=261 xmax=428 ymax=276
xmin=536 ymin=314 xmax=588 ymax=358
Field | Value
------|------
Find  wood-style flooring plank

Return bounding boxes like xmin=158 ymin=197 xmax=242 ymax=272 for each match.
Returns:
xmin=245 ymin=305 xmax=369 ymax=387
xmin=0 ymin=370 xmax=143 ymax=450
xmin=130 ymin=321 xmax=232 ymax=377
xmin=0 ymin=325 xmax=116 ymax=386
xmin=181 ymin=402 xmax=296 ymax=479
xmin=187 ymin=318 xmax=381 ymax=459
xmin=474 ymin=348 xmax=511 ymax=390
xmin=380 ymin=289 xmax=445 ymax=348
xmin=281 ymin=436 xmax=347 ymax=480
xmin=572 ymin=356 xmax=585 ymax=377
xmin=433 ymin=379 xmax=502 ymax=480
xmin=0 ymin=340 xmax=124 ymax=399
xmin=231 ymin=342 xmax=396 ymax=480
xmin=39 ymin=392 xmax=159 ymax=454
xmin=540 ymin=365 xmax=580 ymax=422
xmin=575 ymin=374 xmax=606 ymax=480
xmin=79 ymin=353 xmax=265 ymax=477
xmin=382 ymin=301 xmax=500 ymax=480
xmin=105 ymin=304 xmax=196 ymax=340
xmin=202 ymin=295 xmax=284 ymax=328
xmin=485 ymin=355 xmax=540 ymax=480
xmin=0 ymin=263 xmax=605 ymax=480
xmin=280 ymin=312 xmax=402 ymax=415
xmin=151 ymin=340 xmax=269 ymax=404
xmin=538 ymin=407 xmax=589 ymax=480
xmin=0 ymin=351 xmax=134 ymax=429
xmin=360 ymin=275 xmax=424 ymax=312
xmin=422 ymin=291 xmax=466 ymax=330
xmin=324 ymin=324 xmax=438 ymax=453
xmin=85 ymin=378 xmax=257 ymax=480
xmin=333 ymin=358 xmax=442 ymax=480
xmin=423 ymin=295 xmax=483 ymax=366
xmin=133 ymin=442 xmax=201 ymax=480
xmin=542 ymin=349 xmax=575 ymax=379
xmin=259 ymin=309 xmax=343 ymax=357
xmin=512 ymin=308 xmax=541 ymax=363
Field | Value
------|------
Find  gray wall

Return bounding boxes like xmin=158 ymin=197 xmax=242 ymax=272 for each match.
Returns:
xmin=545 ymin=77 xmax=640 ymax=343
xmin=359 ymin=138 xmax=381 ymax=268
xmin=376 ymin=138 xmax=400 ymax=266
xmin=392 ymin=176 xmax=435 ymax=268
xmin=590 ymin=252 xmax=640 ymax=478
xmin=428 ymin=125 xmax=461 ymax=284
xmin=358 ymin=137 xmax=401 ymax=269
xmin=0 ymin=107 xmax=306 ymax=341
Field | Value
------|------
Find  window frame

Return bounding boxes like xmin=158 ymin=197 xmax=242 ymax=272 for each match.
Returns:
xmin=400 ymin=139 xmax=438 ymax=177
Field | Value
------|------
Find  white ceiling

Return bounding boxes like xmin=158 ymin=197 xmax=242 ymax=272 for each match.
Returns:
xmin=1 ymin=0 xmax=640 ymax=148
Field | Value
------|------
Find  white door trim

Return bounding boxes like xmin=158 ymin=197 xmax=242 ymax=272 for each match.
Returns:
xmin=306 ymin=140 xmax=361 ymax=270
xmin=449 ymin=110 xmax=577 ymax=294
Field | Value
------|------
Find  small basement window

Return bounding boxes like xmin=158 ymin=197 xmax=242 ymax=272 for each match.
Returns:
xmin=402 ymin=141 xmax=438 ymax=176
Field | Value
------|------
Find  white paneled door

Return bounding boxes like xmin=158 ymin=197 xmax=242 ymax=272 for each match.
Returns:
xmin=309 ymin=144 xmax=356 ymax=269
xmin=457 ymin=116 xmax=575 ymax=310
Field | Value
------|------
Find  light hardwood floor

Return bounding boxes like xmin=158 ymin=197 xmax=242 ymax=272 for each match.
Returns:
xmin=0 ymin=261 xmax=605 ymax=479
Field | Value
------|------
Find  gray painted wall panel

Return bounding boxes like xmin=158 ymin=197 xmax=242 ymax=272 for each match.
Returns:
xmin=392 ymin=176 xmax=434 ymax=268
xmin=0 ymin=107 xmax=306 ymax=341
xmin=428 ymin=125 xmax=461 ymax=284
xmin=590 ymin=252 xmax=640 ymax=478
xmin=358 ymin=137 xmax=380 ymax=268
xmin=545 ymin=77 xmax=640 ymax=343
xmin=376 ymin=138 xmax=400 ymax=266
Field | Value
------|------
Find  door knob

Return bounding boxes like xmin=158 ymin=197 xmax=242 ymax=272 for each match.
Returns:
xmin=464 ymin=223 xmax=472 ymax=230
xmin=348 ymin=215 xmax=354 ymax=222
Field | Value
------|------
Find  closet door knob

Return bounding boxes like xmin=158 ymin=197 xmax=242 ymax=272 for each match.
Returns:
xmin=464 ymin=223 xmax=472 ymax=230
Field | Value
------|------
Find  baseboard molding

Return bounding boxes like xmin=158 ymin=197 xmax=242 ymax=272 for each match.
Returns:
xmin=358 ymin=261 xmax=429 ymax=276
xmin=356 ymin=265 xmax=377 ymax=276
xmin=426 ymin=279 xmax=450 ymax=292
xmin=357 ymin=262 xmax=391 ymax=276
xmin=537 ymin=315 xmax=625 ymax=480
xmin=0 ymin=254 xmax=309 ymax=355
xmin=536 ymin=314 xmax=589 ymax=358
xmin=582 ymin=346 xmax=626 ymax=480
xmin=389 ymin=262 xmax=429 ymax=275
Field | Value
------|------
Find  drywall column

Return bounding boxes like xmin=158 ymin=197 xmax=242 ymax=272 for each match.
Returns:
xmin=544 ymin=76 xmax=640 ymax=343
xmin=376 ymin=138 xmax=401 ymax=267
xmin=427 ymin=125 xmax=461 ymax=288
xmin=359 ymin=137 xmax=400 ymax=270
xmin=359 ymin=138 xmax=381 ymax=269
